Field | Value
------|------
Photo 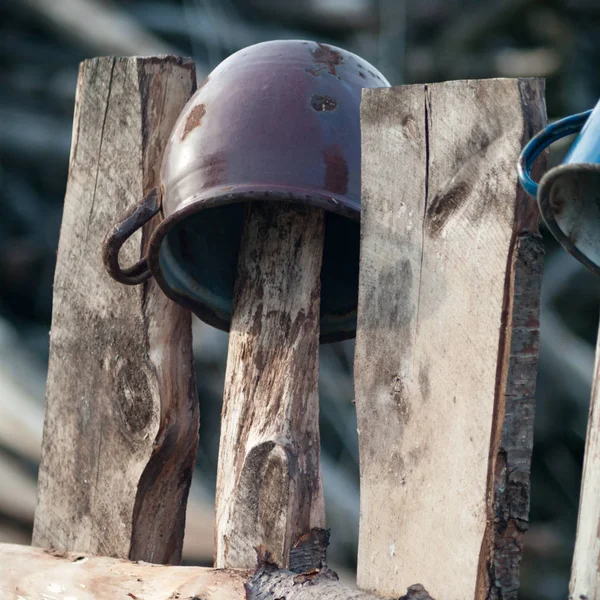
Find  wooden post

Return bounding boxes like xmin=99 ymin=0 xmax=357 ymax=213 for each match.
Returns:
xmin=214 ymin=202 xmax=326 ymax=569
xmin=355 ymin=79 xmax=546 ymax=599
xmin=32 ymin=56 xmax=199 ymax=564
xmin=570 ymin=331 xmax=600 ymax=600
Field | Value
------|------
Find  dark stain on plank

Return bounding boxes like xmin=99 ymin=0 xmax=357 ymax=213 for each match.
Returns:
xmin=426 ymin=180 xmax=472 ymax=238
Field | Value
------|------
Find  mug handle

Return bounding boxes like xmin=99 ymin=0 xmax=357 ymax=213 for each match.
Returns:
xmin=102 ymin=187 xmax=161 ymax=285
xmin=517 ymin=109 xmax=592 ymax=198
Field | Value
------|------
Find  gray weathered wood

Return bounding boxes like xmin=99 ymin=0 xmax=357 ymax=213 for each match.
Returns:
xmin=570 ymin=329 xmax=600 ymax=600
xmin=215 ymin=202 xmax=326 ymax=569
xmin=32 ymin=56 xmax=198 ymax=564
xmin=355 ymin=78 xmax=546 ymax=600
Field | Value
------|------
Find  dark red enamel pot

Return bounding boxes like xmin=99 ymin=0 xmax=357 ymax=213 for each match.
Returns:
xmin=103 ymin=40 xmax=390 ymax=342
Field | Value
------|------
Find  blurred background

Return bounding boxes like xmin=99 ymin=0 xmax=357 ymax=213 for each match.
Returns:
xmin=0 ymin=0 xmax=599 ymax=598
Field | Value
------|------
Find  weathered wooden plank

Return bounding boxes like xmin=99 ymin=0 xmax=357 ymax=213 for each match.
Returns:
xmin=32 ymin=56 xmax=198 ymax=564
xmin=355 ymin=79 xmax=546 ymax=600
xmin=570 ymin=330 xmax=600 ymax=600
xmin=0 ymin=543 xmax=247 ymax=600
xmin=215 ymin=202 xmax=326 ymax=569
xmin=0 ymin=541 xmax=429 ymax=600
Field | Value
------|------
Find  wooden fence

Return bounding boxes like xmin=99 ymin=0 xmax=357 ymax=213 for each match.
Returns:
xmin=0 ymin=55 xmax=597 ymax=600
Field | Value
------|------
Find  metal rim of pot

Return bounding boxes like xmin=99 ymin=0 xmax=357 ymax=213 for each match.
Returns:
xmin=103 ymin=184 xmax=361 ymax=342
xmin=537 ymin=162 xmax=600 ymax=276
xmin=102 ymin=40 xmax=390 ymax=343
xmin=517 ymin=108 xmax=600 ymax=274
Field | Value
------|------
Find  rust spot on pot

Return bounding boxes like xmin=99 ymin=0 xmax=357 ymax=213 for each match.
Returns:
xmin=310 ymin=94 xmax=337 ymax=112
xmin=308 ymin=42 xmax=344 ymax=76
xmin=181 ymin=103 xmax=206 ymax=140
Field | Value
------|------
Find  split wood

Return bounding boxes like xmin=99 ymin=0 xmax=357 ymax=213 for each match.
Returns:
xmin=215 ymin=202 xmax=326 ymax=568
xmin=32 ymin=56 xmax=199 ymax=564
xmin=0 ymin=531 xmax=435 ymax=600
xmin=355 ymin=78 xmax=546 ymax=599
xmin=570 ymin=327 xmax=600 ymax=599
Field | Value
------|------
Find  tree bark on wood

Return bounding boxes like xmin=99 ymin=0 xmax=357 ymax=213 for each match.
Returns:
xmin=215 ymin=202 xmax=326 ymax=569
xmin=32 ymin=56 xmax=199 ymax=565
xmin=570 ymin=329 xmax=600 ymax=600
xmin=0 ymin=539 xmax=434 ymax=600
xmin=355 ymin=79 xmax=546 ymax=600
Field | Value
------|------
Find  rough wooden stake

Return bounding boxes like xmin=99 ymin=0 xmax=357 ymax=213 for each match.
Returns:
xmin=32 ymin=56 xmax=199 ymax=564
xmin=570 ymin=329 xmax=600 ymax=600
xmin=215 ymin=202 xmax=326 ymax=569
xmin=355 ymin=79 xmax=546 ymax=600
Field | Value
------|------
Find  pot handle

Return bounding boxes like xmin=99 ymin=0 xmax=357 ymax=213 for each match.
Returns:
xmin=102 ymin=187 xmax=161 ymax=285
xmin=518 ymin=109 xmax=592 ymax=198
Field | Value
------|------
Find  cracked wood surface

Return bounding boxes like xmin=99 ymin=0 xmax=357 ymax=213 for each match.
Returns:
xmin=0 ymin=543 xmax=247 ymax=600
xmin=0 ymin=541 xmax=434 ymax=600
xmin=355 ymin=79 xmax=546 ymax=600
xmin=215 ymin=202 xmax=326 ymax=569
xmin=0 ymin=529 xmax=434 ymax=600
xmin=570 ymin=328 xmax=600 ymax=600
xmin=32 ymin=56 xmax=199 ymax=564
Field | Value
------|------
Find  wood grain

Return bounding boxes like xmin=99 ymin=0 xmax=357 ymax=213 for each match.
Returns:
xmin=32 ymin=56 xmax=199 ymax=564
xmin=0 ymin=541 xmax=430 ymax=600
xmin=570 ymin=330 xmax=600 ymax=600
xmin=0 ymin=543 xmax=247 ymax=600
xmin=355 ymin=79 xmax=546 ymax=600
xmin=215 ymin=202 xmax=326 ymax=569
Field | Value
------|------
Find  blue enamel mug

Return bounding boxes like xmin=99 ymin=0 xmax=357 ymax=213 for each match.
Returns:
xmin=518 ymin=100 xmax=600 ymax=275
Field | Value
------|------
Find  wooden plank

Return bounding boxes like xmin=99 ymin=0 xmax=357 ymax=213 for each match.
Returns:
xmin=0 ymin=544 xmax=247 ymax=600
xmin=355 ymin=79 xmax=546 ymax=600
xmin=0 ymin=538 xmax=431 ymax=600
xmin=570 ymin=331 xmax=600 ymax=600
xmin=215 ymin=202 xmax=326 ymax=569
xmin=0 ymin=325 xmax=214 ymax=562
xmin=32 ymin=56 xmax=198 ymax=564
